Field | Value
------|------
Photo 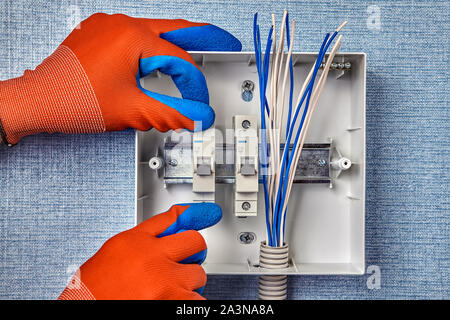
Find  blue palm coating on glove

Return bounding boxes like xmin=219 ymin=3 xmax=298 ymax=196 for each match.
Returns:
xmin=136 ymin=24 xmax=242 ymax=131
xmin=160 ymin=24 xmax=242 ymax=52
xmin=158 ymin=202 xmax=222 ymax=266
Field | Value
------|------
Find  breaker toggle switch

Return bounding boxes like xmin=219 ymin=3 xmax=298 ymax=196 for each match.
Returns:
xmin=196 ymin=157 xmax=212 ymax=176
xmin=192 ymin=127 xmax=215 ymax=202
xmin=240 ymin=157 xmax=256 ymax=176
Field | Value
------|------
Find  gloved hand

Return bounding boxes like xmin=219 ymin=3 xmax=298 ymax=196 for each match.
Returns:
xmin=0 ymin=13 xmax=241 ymax=145
xmin=58 ymin=203 xmax=222 ymax=300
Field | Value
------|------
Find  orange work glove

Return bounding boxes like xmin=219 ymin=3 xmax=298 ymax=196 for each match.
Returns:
xmin=0 ymin=13 xmax=241 ymax=145
xmin=58 ymin=203 xmax=222 ymax=300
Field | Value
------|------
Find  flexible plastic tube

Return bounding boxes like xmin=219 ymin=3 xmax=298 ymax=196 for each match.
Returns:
xmin=259 ymin=242 xmax=289 ymax=300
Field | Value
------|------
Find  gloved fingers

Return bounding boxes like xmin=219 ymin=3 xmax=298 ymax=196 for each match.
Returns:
xmin=132 ymin=83 xmax=214 ymax=132
xmin=173 ymin=228 xmax=208 ymax=264
xmin=161 ymin=230 xmax=207 ymax=263
xmin=135 ymin=204 xmax=189 ymax=235
xmin=158 ymin=203 xmax=222 ymax=237
xmin=176 ymin=263 xmax=207 ymax=293
xmin=139 ymin=38 xmax=209 ymax=104
xmin=136 ymin=203 xmax=222 ymax=237
xmin=160 ymin=22 xmax=242 ymax=52
xmin=136 ymin=18 xmax=242 ymax=52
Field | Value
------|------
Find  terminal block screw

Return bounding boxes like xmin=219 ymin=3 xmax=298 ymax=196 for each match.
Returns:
xmin=242 ymin=201 xmax=251 ymax=211
xmin=241 ymin=120 xmax=251 ymax=129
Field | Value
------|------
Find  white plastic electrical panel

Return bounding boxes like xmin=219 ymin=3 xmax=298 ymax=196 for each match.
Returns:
xmin=136 ymin=51 xmax=366 ymax=276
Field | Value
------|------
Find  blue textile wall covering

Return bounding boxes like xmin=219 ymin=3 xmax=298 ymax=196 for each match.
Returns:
xmin=0 ymin=0 xmax=448 ymax=299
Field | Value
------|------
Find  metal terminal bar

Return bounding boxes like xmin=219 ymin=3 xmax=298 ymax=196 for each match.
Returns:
xmin=163 ymin=142 xmax=330 ymax=185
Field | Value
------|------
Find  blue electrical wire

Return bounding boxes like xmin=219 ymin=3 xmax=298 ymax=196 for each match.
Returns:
xmin=254 ymin=13 xmax=342 ymax=246
xmin=254 ymin=13 xmax=274 ymax=246
xmin=285 ymin=13 xmax=294 ymax=138
xmin=274 ymin=39 xmax=330 ymax=245
xmin=281 ymin=13 xmax=294 ymax=225
xmin=262 ymin=26 xmax=274 ymax=246
xmin=279 ymin=31 xmax=340 ymax=241
xmin=272 ymin=32 xmax=334 ymax=245
xmin=273 ymin=30 xmax=341 ymax=245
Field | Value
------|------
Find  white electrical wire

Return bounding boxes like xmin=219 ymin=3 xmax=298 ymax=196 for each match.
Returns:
xmin=256 ymin=12 xmax=347 ymax=300
xmin=276 ymin=19 xmax=295 ymax=162
xmin=279 ymin=34 xmax=343 ymax=244
xmin=271 ymin=20 xmax=297 ymax=221
xmin=267 ymin=11 xmax=288 ymax=232
xmin=275 ymin=11 xmax=288 ymax=168
xmin=265 ymin=14 xmax=277 ymax=246
xmin=283 ymin=32 xmax=345 ymax=209
xmin=267 ymin=13 xmax=278 ymax=228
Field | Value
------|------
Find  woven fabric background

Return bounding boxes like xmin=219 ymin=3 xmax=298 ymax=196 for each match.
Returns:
xmin=0 ymin=0 xmax=448 ymax=299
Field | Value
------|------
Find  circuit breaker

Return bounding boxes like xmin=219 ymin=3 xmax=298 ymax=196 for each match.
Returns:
xmin=192 ymin=127 xmax=216 ymax=202
xmin=233 ymin=115 xmax=259 ymax=217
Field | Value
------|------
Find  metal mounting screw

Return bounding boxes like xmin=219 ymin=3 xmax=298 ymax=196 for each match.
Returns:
xmin=168 ymin=159 xmax=178 ymax=167
xmin=241 ymin=80 xmax=254 ymax=92
xmin=241 ymin=80 xmax=254 ymax=102
xmin=239 ymin=232 xmax=256 ymax=244
xmin=242 ymin=201 xmax=251 ymax=211
xmin=318 ymin=159 xmax=327 ymax=167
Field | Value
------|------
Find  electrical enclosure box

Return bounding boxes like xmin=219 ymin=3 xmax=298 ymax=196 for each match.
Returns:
xmin=135 ymin=51 xmax=366 ymax=275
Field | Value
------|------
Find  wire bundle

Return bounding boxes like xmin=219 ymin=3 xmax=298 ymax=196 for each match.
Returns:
xmin=253 ymin=11 xmax=347 ymax=248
